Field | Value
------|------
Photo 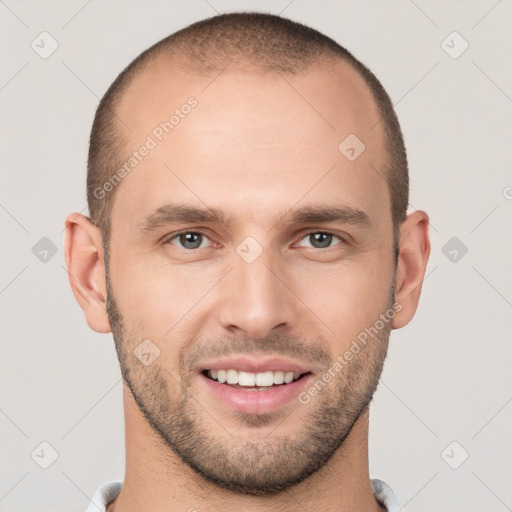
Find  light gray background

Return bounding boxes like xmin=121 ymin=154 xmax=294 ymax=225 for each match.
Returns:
xmin=1 ymin=0 xmax=511 ymax=511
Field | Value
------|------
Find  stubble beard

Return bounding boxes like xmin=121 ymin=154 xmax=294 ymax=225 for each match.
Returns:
xmin=105 ymin=259 xmax=394 ymax=496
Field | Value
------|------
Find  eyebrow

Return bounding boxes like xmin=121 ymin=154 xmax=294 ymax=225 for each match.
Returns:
xmin=138 ymin=203 xmax=371 ymax=233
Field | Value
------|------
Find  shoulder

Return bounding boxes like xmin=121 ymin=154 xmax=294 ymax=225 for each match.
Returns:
xmin=85 ymin=480 xmax=123 ymax=512
xmin=371 ymin=478 xmax=402 ymax=512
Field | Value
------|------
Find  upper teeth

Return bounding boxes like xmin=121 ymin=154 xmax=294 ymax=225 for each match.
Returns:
xmin=207 ymin=369 xmax=302 ymax=386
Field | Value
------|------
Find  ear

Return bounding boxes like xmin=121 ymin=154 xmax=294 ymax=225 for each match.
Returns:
xmin=64 ymin=213 xmax=111 ymax=333
xmin=391 ymin=210 xmax=431 ymax=329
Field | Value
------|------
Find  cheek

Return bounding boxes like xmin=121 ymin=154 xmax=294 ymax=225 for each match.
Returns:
xmin=110 ymin=254 xmax=222 ymax=336
xmin=293 ymin=260 xmax=393 ymax=348
xmin=109 ymin=241 xmax=394 ymax=348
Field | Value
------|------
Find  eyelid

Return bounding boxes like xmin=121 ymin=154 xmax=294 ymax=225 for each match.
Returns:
xmin=293 ymin=227 xmax=349 ymax=244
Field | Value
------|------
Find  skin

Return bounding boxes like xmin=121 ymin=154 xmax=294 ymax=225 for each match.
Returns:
xmin=65 ymin=56 xmax=430 ymax=512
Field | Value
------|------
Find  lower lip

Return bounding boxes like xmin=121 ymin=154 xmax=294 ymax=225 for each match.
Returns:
xmin=200 ymin=372 xmax=313 ymax=414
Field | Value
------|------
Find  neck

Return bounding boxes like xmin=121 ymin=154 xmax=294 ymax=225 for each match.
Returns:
xmin=108 ymin=384 xmax=385 ymax=512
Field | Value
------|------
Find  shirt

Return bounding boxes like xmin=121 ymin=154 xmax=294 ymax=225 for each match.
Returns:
xmin=85 ymin=478 xmax=401 ymax=511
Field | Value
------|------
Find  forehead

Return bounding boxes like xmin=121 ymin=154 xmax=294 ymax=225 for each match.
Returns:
xmin=110 ymin=58 xmax=390 ymax=235
xmin=119 ymin=56 xmax=382 ymax=142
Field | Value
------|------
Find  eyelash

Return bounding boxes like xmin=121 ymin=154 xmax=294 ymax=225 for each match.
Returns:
xmin=163 ymin=229 xmax=347 ymax=250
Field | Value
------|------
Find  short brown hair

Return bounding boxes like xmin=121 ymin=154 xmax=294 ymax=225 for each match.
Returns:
xmin=87 ymin=12 xmax=408 ymax=253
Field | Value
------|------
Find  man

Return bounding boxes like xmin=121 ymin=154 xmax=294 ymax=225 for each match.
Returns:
xmin=65 ymin=12 xmax=430 ymax=512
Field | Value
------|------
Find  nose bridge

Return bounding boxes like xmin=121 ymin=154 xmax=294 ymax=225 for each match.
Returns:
xmin=219 ymin=237 xmax=295 ymax=338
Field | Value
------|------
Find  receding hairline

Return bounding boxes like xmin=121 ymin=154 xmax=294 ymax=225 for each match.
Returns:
xmin=102 ymin=12 xmax=390 ymax=141
xmin=116 ymin=51 xmax=380 ymax=131
xmin=108 ymin=40 xmax=388 ymax=182
xmin=88 ymin=12 xmax=408 ymax=251
xmin=110 ymin=53 xmax=390 ymax=219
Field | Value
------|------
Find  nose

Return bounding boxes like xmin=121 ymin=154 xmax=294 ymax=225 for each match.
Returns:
xmin=217 ymin=247 xmax=298 ymax=340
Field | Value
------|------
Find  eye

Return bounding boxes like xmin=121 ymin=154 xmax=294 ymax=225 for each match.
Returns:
xmin=164 ymin=230 xmax=344 ymax=251
xmin=297 ymin=231 xmax=344 ymax=249
xmin=167 ymin=231 xmax=211 ymax=250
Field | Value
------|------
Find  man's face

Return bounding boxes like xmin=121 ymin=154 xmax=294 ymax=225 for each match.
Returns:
xmin=106 ymin=59 xmax=396 ymax=495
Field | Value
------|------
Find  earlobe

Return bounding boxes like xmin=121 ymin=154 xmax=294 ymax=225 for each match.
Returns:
xmin=64 ymin=213 xmax=112 ymax=334
xmin=391 ymin=210 xmax=431 ymax=330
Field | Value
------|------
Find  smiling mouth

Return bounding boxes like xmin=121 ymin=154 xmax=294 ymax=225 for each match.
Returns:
xmin=202 ymin=369 xmax=311 ymax=391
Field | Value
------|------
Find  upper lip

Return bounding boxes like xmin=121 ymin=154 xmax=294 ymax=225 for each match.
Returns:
xmin=198 ymin=356 xmax=312 ymax=375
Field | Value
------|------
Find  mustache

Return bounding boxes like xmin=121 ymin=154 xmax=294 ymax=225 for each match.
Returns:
xmin=180 ymin=333 xmax=332 ymax=370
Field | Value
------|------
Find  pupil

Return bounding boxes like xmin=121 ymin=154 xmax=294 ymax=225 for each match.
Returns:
xmin=181 ymin=233 xmax=201 ymax=249
xmin=311 ymin=233 xmax=331 ymax=248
